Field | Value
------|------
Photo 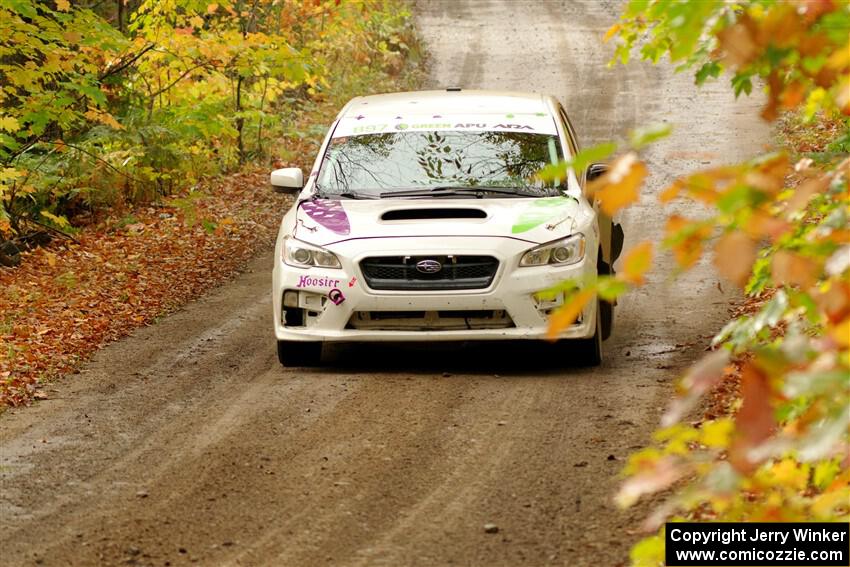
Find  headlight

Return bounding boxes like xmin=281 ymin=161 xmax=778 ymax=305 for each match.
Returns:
xmin=519 ymin=234 xmax=586 ymax=267
xmin=282 ymin=236 xmax=341 ymax=269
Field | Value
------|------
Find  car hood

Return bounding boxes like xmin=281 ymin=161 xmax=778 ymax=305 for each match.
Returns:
xmin=291 ymin=196 xmax=592 ymax=246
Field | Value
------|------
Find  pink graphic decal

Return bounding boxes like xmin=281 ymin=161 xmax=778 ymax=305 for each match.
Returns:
xmin=328 ymin=288 xmax=346 ymax=305
xmin=300 ymin=200 xmax=351 ymax=235
xmin=348 ymin=277 xmax=357 ymax=288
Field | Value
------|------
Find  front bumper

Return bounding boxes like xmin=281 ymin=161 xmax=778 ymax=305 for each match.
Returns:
xmin=272 ymin=236 xmax=597 ymax=342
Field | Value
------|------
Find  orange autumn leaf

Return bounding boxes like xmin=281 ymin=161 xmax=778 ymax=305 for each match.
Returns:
xmin=714 ymin=231 xmax=757 ymax=287
xmin=815 ymin=281 xmax=850 ymax=324
xmin=603 ymin=23 xmax=621 ymax=43
xmin=659 ymin=180 xmax=682 ymax=203
xmin=685 ymin=175 xmax=721 ymax=205
xmin=717 ymin=19 xmax=760 ymax=68
xmin=615 ymin=457 xmax=686 ymax=508
xmin=84 ymin=108 xmax=123 ymax=130
xmin=621 ymin=241 xmax=654 ymax=286
xmin=830 ymin=317 xmax=850 ymax=347
xmin=588 ymin=152 xmax=647 ymax=216
xmin=547 ymin=289 xmax=594 ymax=339
xmin=743 ymin=210 xmax=791 ymax=241
xmin=781 ymin=81 xmax=806 ymax=109
xmin=666 ymin=215 xmax=711 ymax=270
xmin=666 ymin=166 xmax=738 ymax=205
xmin=730 ymin=362 xmax=776 ymax=473
xmin=745 ymin=153 xmax=789 ymax=193
xmin=826 ymin=469 xmax=850 ymax=493
xmin=786 ymin=175 xmax=830 ymax=213
xmin=771 ymin=250 xmax=820 ymax=289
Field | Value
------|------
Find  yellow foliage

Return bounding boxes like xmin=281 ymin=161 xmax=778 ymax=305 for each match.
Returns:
xmin=0 ymin=116 xmax=20 ymax=133
xmin=700 ymin=418 xmax=733 ymax=448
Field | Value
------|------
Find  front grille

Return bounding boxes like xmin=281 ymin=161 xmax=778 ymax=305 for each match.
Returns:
xmin=348 ymin=309 xmax=514 ymax=331
xmin=360 ymin=255 xmax=499 ymax=290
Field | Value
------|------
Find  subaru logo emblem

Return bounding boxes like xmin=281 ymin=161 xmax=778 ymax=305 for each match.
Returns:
xmin=415 ymin=259 xmax=442 ymax=274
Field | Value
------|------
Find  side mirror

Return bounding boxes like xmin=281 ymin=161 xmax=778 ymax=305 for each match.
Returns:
xmin=270 ymin=167 xmax=303 ymax=194
xmin=586 ymin=162 xmax=608 ymax=182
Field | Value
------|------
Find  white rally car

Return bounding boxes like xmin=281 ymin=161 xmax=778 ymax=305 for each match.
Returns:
xmin=271 ymin=89 xmax=623 ymax=367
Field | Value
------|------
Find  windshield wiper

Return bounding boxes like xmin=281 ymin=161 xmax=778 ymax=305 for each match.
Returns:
xmin=334 ymin=191 xmax=377 ymax=200
xmin=311 ymin=185 xmax=377 ymax=200
xmin=379 ymin=186 xmax=544 ymax=199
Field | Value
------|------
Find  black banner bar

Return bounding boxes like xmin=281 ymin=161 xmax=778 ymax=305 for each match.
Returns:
xmin=665 ymin=522 xmax=850 ymax=566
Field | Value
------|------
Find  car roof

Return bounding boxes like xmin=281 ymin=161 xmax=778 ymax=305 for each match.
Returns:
xmin=338 ymin=89 xmax=555 ymax=119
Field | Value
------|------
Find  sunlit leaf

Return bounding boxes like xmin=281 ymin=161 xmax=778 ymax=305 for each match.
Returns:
xmin=0 ymin=116 xmax=21 ymax=133
xmin=603 ymin=23 xmax=621 ymax=43
xmin=536 ymin=142 xmax=618 ymax=183
xmin=546 ymin=289 xmax=593 ymax=339
xmin=662 ymin=350 xmax=730 ymax=426
xmin=628 ymin=122 xmax=672 ymax=149
xmin=730 ymin=362 xmax=776 ymax=473
xmin=659 ymin=179 xmax=683 ymax=203
xmin=717 ymin=20 xmax=760 ymax=68
xmin=616 ymin=457 xmax=685 ymax=508
xmin=771 ymin=251 xmax=820 ymax=289
xmin=786 ymin=175 xmax=830 ymax=213
xmin=596 ymin=276 xmax=629 ymax=302
xmin=40 ymin=210 xmax=70 ymax=228
xmin=714 ymin=231 xmax=756 ymax=287
xmin=665 ymin=215 xmax=712 ymax=270
xmin=700 ymin=418 xmax=734 ymax=449
xmin=621 ymin=241 xmax=653 ymax=286
xmin=813 ymin=460 xmax=841 ymax=491
xmin=588 ymin=152 xmax=647 ymax=215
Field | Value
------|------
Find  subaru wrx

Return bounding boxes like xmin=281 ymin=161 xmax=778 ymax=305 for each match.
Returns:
xmin=271 ymin=89 xmax=623 ymax=367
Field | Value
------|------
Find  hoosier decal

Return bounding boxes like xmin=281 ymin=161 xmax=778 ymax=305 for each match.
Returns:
xmin=297 ymin=275 xmax=342 ymax=289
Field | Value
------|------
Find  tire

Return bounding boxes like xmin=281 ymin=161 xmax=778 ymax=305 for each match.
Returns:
xmin=598 ymin=257 xmax=615 ymax=341
xmin=600 ymin=299 xmax=614 ymax=341
xmin=277 ymin=340 xmax=322 ymax=367
xmin=576 ymin=300 xmax=603 ymax=367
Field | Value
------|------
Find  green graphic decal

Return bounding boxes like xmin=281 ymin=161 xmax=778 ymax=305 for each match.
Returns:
xmin=511 ymin=197 xmax=573 ymax=233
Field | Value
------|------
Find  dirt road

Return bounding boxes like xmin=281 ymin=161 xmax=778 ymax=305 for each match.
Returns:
xmin=1 ymin=2 xmax=768 ymax=565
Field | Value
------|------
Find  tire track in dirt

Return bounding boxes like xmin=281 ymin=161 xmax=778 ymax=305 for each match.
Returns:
xmin=1 ymin=1 xmax=768 ymax=566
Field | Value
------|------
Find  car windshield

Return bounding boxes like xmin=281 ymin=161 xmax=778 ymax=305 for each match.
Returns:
xmin=315 ymin=130 xmax=564 ymax=198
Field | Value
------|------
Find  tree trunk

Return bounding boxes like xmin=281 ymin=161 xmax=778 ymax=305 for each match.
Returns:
xmin=235 ymin=76 xmax=245 ymax=164
xmin=117 ymin=0 xmax=125 ymax=33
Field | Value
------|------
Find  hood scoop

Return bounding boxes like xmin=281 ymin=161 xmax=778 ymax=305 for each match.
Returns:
xmin=381 ymin=208 xmax=487 ymax=221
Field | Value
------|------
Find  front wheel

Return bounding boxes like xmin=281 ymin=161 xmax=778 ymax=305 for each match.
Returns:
xmin=598 ymin=258 xmax=615 ymax=341
xmin=575 ymin=300 xmax=602 ymax=367
xmin=277 ymin=340 xmax=322 ymax=367
xmin=600 ymin=299 xmax=614 ymax=341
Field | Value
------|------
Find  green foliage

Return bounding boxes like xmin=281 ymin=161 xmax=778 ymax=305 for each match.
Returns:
xmin=588 ymin=1 xmax=850 ymax=563
xmin=608 ymin=0 xmax=850 ymax=120
xmin=0 ymin=0 xmax=420 ymax=241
